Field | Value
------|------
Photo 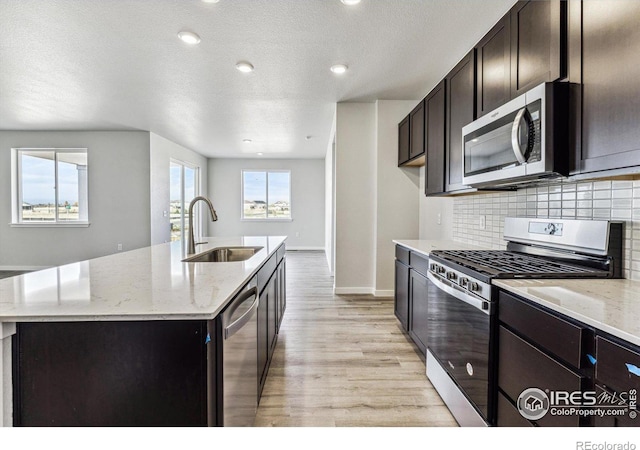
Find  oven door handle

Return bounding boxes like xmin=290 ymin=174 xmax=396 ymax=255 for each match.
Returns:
xmin=427 ymin=272 xmax=491 ymax=315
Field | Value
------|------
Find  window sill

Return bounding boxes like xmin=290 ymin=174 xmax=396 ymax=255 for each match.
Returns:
xmin=10 ymin=222 xmax=91 ymax=228
xmin=240 ymin=218 xmax=293 ymax=223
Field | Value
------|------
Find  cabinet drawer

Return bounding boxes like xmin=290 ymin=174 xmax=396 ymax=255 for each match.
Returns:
xmin=497 ymin=391 xmax=534 ymax=427
xmin=499 ymin=326 xmax=583 ymax=427
xmin=499 ymin=291 xmax=591 ymax=369
xmin=395 ymin=245 xmax=410 ymax=265
xmin=257 ymin=254 xmax=277 ymax=295
xmin=596 ymin=336 xmax=640 ymax=394
xmin=409 ymin=252 xmax=429 ymax=277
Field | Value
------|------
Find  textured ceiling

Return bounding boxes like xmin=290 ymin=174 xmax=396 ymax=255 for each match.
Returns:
xmin=0 ymin=0 xmax=516 ymax=158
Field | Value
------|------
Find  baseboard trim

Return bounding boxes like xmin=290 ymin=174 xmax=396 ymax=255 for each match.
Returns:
xmin=333 ymin=287 xmax=374 ymax=295
xmin=374 ymin=290 xmax=394 ymax=298
xmin=286 ymin=246 xmax=325 ymax=252
xmin=0 ymin=265 xmax=48 ymax=271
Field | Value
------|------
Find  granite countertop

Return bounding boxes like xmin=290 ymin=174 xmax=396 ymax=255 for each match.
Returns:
xmin=495 ymin=278 xmax=640 ymax=347
xmin=0 ymin=236 xmax=286 ymax=322
xmin=392 ymin=239 xmax=487 ymax=257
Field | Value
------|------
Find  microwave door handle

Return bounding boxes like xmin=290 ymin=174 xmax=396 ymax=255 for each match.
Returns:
xmin=511 ymin=107 xmax=528 ymax=164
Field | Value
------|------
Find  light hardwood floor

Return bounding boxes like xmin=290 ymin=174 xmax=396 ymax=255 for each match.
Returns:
xmin=254 ymin=251 xmax=457 ymax=427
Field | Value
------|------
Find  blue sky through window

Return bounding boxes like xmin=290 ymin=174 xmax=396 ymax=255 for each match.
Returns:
xmin=21 ymin=153 xmax=80 ymax=205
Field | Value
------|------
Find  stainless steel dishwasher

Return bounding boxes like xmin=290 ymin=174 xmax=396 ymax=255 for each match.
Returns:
xmin=220 ymin=277 xmax=259 ymax=426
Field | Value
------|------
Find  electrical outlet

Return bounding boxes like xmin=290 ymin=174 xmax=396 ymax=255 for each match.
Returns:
xmin=479 ymin=216 xmax=486 ymax=230
xmin=295 ymin=232 xmax=300 ymax=238
xmin=163 ymin=210 xmax=168 ymax=217
xmin=437 ymin=213 xmax=442 ymax=225
xmin=117 ymin=243 xmax=123 ymax=251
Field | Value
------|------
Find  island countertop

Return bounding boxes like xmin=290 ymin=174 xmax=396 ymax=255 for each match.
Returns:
xmin=0 ymin=236 xmax=286 ymax=322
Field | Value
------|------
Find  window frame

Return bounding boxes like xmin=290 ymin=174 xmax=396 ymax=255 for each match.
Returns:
xmin=240 ymin=169 xmax=292 ymax=222
xmin=11 ymin=148 xmax=90 ymax=227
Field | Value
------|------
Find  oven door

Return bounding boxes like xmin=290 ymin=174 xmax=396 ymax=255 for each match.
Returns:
xmin=426 ymin=271 xmax=494 ymax=422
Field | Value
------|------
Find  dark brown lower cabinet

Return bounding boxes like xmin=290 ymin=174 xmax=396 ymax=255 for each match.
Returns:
xmin=13 ymin=320 xmax=214 ymax=426
xmin=498 ymin=326 xmax=583 ymax=427
xmin=258 ymin=274 xmax=277 ymax=399
xmin=593 ymin=335 xmax=640 ymax=427
xmin=496 ymin=289 xmax=640 ymax=427
xmin=497 ymin=391 xmax=534 ymax=427
xmin=394 ymin=260 xmax=410 ymax=331
xmin=394 ymin=246 xmax=430 ymax=356
xmin=258 ymin=255 xmax=286 ymax=400
xmin=408 ymin=269 xmax=428 ymax=356
xmin=276 ymin=259 xmax=286 ymax=332
xmin=257 ymin=285 xmax=269 ymax=399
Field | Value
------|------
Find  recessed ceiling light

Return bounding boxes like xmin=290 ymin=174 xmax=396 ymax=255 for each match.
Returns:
xmin=330 ymin=64 xmax=348 ymax=74
xmin=202 ymin=0 xmax=220 ymax=3
xmin=243 ymin=139 xmax=252 ymax=143
xmin=177 ymin=31 xmax=201 ymax=45
xmin=236 ymin=61 xmax=254 ymax=73
xmin=257 ymin=153 xmax=263 ymax=156
xmin=341 ymin=0 xmax=361 ymax=5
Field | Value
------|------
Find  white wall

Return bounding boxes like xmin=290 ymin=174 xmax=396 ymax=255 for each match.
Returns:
xmin=324 ymin=146 xmax=335 ymax=273
xmin=0 ymin=131 xmax=151 ymax=268
xmin=418 ymin=166 xmax=454 ymax=240
xmin=149 ymin=133 xmax=208 ymax=245
xmin=334 ymin=103 xmax=377 ymax=293
xmin=374 ymin=100 xmax=421 ymax=296
xmin=207 ymin=158 xmax=325 ymax=249
xmin=334 ymin=101 xmax=425 ymax=295
xmin=324 ymin=109 xmax=337 ymax=275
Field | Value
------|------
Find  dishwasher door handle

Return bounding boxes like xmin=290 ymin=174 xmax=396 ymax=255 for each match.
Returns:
xmin=225 ymin=287 xmax=259 ymax=339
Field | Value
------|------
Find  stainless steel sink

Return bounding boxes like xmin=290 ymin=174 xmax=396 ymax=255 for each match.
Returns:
xmin=182 ymin=246 xmax=263 ymax=263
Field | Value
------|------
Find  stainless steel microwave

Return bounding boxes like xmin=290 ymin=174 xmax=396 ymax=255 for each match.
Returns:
xmin=461 ymin=82 xmax=569 ymax=188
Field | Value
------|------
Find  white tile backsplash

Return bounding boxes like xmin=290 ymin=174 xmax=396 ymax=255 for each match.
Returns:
xmin=452 ymin=180 xmax=640 ymax=281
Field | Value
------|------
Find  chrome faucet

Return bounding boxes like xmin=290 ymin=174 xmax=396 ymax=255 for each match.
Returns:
xmin=187 ymin=196 xmax=218 ymax=255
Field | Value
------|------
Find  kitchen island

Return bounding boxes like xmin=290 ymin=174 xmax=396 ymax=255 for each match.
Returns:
xmin=0 ymin=236 xmax=287 ymax=427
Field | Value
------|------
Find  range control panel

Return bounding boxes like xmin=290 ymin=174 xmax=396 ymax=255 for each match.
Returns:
xmin=428 ymin=261 xmax=492 ymax=302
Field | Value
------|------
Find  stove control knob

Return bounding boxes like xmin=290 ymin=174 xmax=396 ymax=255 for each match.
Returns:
xmin=446 ymin=272 xmax=457 ymax=281
xmin=438 ymin=266 xmax=446 ymax=274
xmin=459 ymin=277 xmax=469 ymax=287
xmin=469 ymin=282 xmax=480 ymax=292
xmin=429 ymin=263 xmax=437 ymax=272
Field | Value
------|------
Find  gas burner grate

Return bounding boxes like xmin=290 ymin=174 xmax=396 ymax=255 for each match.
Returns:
xmin=431 ymin=250 xmax=609 ymax=278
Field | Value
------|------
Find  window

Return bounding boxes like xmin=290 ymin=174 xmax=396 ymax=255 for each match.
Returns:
xmin=242 ymin=170 xmax=291 ymax=220
xmin=12 ymin=148 xmax=89 ymax=225
xmin=170 ymin=160 xmax=199 ymax=246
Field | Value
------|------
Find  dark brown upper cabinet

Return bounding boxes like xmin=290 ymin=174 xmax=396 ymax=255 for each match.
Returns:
xmin=477 ymin=1 xmax=566 ymax=118
xmin=476 ymin=16 xmax=511 ymax=117
xmin=397 ymin=115 xmax=410 ymax=166
xmin=398 ymin=101 xmax=426 ymax=167
xmin=409 ymin=100 xmax=425 ymax=162
xmin=510 ymin=0 xmax=566 ymax=98
xmin=424 ymin=80 xmax=446 ymax=196
xmin=569 ymin=0 xmax=640 ymax=175
xmin=445 ymin=51 xmax=476 ymax=193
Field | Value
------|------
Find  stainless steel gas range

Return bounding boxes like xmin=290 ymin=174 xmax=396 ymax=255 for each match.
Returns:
xmin=425 ymin=217 xmax=623 ymax=426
